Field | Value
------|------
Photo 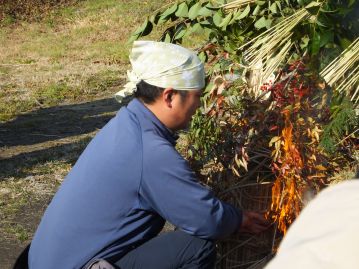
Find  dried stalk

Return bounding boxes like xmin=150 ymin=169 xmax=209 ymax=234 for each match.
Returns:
xmin=336 ymin=64 xmax=359 ymax=103
xmin=220 ymin=0 xmax=256 ymax=9
xmin=320 ymin=37 xmax=359 ymax=86
xmin=240 ymin=8 xmax=310 ymax=65
xmin=250 ymin=40 xmax=292 ymax=95
xmin=238 ymin=6 xmax=314 ymax=93
xmin=320 ymin=38 xmax=359 ymax=103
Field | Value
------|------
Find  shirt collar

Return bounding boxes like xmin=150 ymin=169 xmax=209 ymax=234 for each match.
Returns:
xmin=127 ymin=98 xmax=178 ymax=145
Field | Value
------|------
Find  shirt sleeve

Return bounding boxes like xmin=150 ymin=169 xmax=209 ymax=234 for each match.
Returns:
xmin=140 ymin=140 xmax=242 ymax=240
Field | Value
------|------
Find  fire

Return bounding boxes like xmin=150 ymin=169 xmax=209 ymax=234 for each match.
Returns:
xmin=269 ymin=113 xmax=304 ymax=235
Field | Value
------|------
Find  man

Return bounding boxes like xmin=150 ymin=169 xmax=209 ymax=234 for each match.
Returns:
xmin=28 ymin=41 xmax=268 ymax=269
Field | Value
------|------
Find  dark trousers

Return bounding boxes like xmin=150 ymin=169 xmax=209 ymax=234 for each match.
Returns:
xmin=112 ymin=230 xmax=216 ymax=269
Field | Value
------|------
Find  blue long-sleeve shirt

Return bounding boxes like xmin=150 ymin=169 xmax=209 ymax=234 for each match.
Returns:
xmin=29 ymin=98 xmax=242 ymax=269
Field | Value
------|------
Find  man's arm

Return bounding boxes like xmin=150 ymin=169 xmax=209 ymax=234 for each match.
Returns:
xmin=140 ymin=142 xmax=268 ymax=239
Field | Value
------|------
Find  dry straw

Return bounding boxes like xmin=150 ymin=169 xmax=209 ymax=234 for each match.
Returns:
xmin=238 ymin=5 xmax=318 ymax=92
xmin=320 ymin=37 xmax=359 ymax=103
xmin=240 ymin=7 xmax=310 ymax=69
xmin=220 ymin=0 xmax=256 ymax=9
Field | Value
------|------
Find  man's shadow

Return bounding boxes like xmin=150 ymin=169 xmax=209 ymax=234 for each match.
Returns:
xmin=0 ymin=98 xmax=123 ymax=179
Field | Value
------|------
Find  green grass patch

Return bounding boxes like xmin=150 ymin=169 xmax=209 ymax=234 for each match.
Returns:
xmin=0 ymin=65 xmax=11 ymax=75
xmin=0 ymin=84 xmax=38 ymax=122
xmin=36 ymin=82 xmax=77 ymax=106
xmin=0 ymin=180 xmax=31 ymax=220
xmin=0 ymin=99 xmax=37 ymax=122
xmin=3 ymin=223 xmax=30 ymax=242
xmin=84 ymin=69 xmax=123 ymax=94
xmin=0 ymin=68 xmax=122 ymax=121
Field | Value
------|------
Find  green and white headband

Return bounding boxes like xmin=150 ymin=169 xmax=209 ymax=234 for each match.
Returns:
xmin=115 ymin=41 xmax=205 ymax=102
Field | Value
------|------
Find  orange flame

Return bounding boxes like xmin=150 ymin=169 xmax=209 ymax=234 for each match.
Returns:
xmin=269 ymin=113 xmax=304 ymax=235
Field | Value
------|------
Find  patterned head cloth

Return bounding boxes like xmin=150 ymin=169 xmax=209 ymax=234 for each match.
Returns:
xmin=115 ymin=41 xmax=205 ymax=102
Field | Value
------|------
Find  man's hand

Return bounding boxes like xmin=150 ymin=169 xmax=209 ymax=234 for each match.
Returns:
xmin=239 ymin=211 xmax=271 ymax=234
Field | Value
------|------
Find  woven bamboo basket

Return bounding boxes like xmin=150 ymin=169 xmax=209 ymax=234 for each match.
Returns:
xmin=215 ymin=181 xmax=278 ymax=269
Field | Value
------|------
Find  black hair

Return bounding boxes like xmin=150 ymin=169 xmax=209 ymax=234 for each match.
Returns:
xmin=135 ymin=80 xmax=188 ymax=104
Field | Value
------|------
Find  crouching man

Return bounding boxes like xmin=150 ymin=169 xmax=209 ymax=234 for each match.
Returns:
xmin=28 ymin=41 xmax=268 ymax=269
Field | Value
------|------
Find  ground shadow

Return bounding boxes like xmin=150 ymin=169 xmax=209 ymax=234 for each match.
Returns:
xmin=0 ymin=135 xmax=93 ymax=179
xmin=0 ymin=97 xmax=122 ymax=148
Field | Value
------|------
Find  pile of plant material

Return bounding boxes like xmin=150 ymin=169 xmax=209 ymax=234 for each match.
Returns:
xmin=131 ymin=0 xmax=358 ymax=267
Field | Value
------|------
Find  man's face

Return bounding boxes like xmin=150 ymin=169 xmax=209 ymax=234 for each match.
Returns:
xmin=172 ymin=89 xmax=202 ymax=131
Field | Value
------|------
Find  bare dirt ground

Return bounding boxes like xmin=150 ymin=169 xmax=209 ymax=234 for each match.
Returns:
xmin=0 ymin=97 xmax=122 ymax=268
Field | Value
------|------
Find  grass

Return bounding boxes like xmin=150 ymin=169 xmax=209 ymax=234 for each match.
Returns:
xmin=4 ymin=224 xmax=30 ymax=242
xmin=0 ymin=68 xmax=122 ymax=121
xmin=0 ymin=178 xmax=33 ymax=242
xmin=0 ymin=0 xmax=171 ymax=122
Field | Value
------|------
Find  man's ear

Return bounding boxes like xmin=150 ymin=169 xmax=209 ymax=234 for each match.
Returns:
xmin=162 ymin=87 xmax=174 ymax=108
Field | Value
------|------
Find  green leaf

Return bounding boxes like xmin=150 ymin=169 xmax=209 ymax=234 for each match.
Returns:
xmin=204 ymin=27 xmax=213 ymax=37
xmin=255 ymin=0 xmax=266 ymax=5
xmin=214 ymin=0 xmax=225 ymax=5
xmin=161 ymin=3 xmax=178 ymax=18
xmin=300 ymin=36 xmax=309 ymax=49
xmin=320 ymin=31 xmax=333 ymax=47
xmin=133 ymin=19 xmax=149 ymax=35
xmin=305 ymin=1 xmax=321 ymax=15
xmin=205 ymin=3 xmax=220 ymax=10
xmin=213 ymin=11 xmax=223 ymax=27
xmin=133 ymin=19 xmax=153 ymax=36
xmin=188 ymin=2 xmax=202 ymax=19
xmin=200 ymin=20 xmax=211 ymax=26
xmin=150 ymin=14 xmax=161 ymax=24
xmin=198 ymin=6 xmax=214 ymax=17
xmin=191 ymin=23 xmax=203 ymax=33
xmin=275 ymin=1 xmax=282 ymax=11
xmin=315 ymin=17 xmax=329 ymax=28
xmin=174 ymin=24 xmax=187 ymax=40
xmin=175 ymin=2 xmax=189 ymax=18
xmin=252 ymin=5 xmax=260 ymax=16
xmin=141 ymin=21 xmax=153 ymax=36
xmin=164 ymin=33 xmax=172 ymax=43
xmin=234 ymin=5 xmax=250 ymax=20
xmin=311 ymin=31 xmax=321 ymax=55
xmin=198 ymin=51 xmax=207 ymax=63
xmin=254 ymin=16 xmax=268 ymax=29
xmin=229 ymin=10 xmax=239 ymax=24
xmin=158 ymin=15 xmax=169 ymax=24
xmin=219 ymin=13 xmax=233 ymax=29
xmin=305 ymin=1 xmax=321 ymax=8
xmin=127 ymin=34 xmax=139 ymax=44
xmin=224 ymin=42 xmax=236 ymax=53
xmin=269 ymin=2 xmax=277 ymax=13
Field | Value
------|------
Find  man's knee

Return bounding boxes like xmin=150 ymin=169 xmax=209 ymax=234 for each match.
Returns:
xmin=172 ymin=230 xmax=216 ymax=268
xmin=189 ymin=234 xmax=216 ymax=257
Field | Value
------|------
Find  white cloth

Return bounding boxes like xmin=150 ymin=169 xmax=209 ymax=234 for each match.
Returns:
xmin=265 ymin=179 xmax=359 ymax=269
xmin=115 ymin=41 xmax=205 ymax=102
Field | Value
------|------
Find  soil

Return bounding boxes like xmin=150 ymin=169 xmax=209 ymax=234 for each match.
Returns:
xmin=0 ymin=198 xmax=51 ymax=269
